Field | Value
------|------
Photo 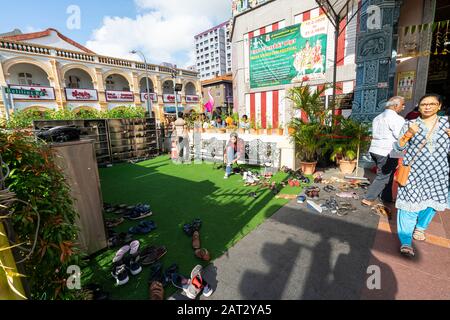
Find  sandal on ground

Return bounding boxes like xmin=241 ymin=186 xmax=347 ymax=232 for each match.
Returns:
xmin=413 ymin=229 xmax=426 ymax=241
xmin=400 ymin=245 xmax=415 ymax=257
xmin=361 ymin=199 xmax=375 ymax=207
xmin=371 ymin=204 xmax=392 ymax=219
xmin=194 ymin=248 xmax=211 ymax=261
xmin=192 ymin=231 xmax=201 ymax=249
xmin=149 ymin=281 xmax=164 ymax=300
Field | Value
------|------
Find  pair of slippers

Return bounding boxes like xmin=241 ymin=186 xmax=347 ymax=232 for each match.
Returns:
xmin=183 ymin=218 xmax=202 ymax=236
xmin=129 ymin=220 xmax=157 ymax=235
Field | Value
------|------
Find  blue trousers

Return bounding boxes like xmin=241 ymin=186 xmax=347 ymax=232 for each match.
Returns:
xmin=397 ymin=207 xmax=436 ymax=246
xmin=226 ymin=147 xmax=237 ymax=176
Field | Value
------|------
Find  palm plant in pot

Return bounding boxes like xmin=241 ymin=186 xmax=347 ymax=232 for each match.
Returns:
xmin=328 ymin=117 xmax=370 ymax=174
xmin=287 ymin=84 xmax=329 ymax=175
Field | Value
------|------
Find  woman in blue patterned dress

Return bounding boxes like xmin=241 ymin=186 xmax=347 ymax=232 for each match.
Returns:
xmin=394 ymin=94 xmax=450 ymax=257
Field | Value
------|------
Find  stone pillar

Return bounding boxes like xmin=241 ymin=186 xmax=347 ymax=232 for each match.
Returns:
xmin=49 ymin=59 xmax=65 ymax=110
xmin=413 ymin=0 xmax=436 ymax=107
xmin=131 ymin=71 xmax=141 ymax=107
xmin=95 ymin=68 xmax=108 ymax=111
xmin=352 ymin=0 xmax=403 ymax=122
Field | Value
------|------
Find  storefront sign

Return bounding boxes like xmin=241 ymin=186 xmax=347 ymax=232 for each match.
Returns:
xmin=65 ymin=88 xmax=98 ymax=101
xmin=397 ymin=71 xmax=415 ymax=100
xmin=250 ymin=16 xmax=328 ymax=89
xmin=163 ymin=94 xmax=182 ymax=103
xmin=140 ymin=92 xmax=158 ymax=103
xmin=6 ymin=85 xmax=55 ymax=100
xmin=185 ymin=95 xmax=199 ymax=104
xmin=105 ymin=90 xmax=134 ymax=102
xmin=164 ymin=106 xmax=185 ymax=113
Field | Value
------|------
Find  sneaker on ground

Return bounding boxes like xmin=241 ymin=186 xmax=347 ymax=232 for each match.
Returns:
xmin=111 ymin=263 xmax=129 ymax=286
xmin=202 ymin=283 xmax=214 ymax=297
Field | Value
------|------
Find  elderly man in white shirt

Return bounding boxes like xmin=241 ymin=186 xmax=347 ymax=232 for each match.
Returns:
xmin=362 ymin=96 xmax=405 ymax=206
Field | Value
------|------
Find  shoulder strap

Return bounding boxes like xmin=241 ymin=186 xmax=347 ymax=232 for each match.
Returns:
xmin=409 ymin=117 xmax=439 ymax=166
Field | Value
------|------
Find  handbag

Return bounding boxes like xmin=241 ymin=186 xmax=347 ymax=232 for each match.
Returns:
xmin=395 ymin=118 xmax=439 ymax=187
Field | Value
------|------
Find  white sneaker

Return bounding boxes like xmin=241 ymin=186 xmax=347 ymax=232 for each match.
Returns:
xmin=224 ymin=174 xmax=229 ymax=179
xmin=202 ymin=284 xmax=214 ymax=297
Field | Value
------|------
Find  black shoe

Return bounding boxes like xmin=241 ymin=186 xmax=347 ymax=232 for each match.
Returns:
xmin=149 ymin=262 xmax=164 ymax=284
xmin=111 ymin=262 xmax=129 ymax=286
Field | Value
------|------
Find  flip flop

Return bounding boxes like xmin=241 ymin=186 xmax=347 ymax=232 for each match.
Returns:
xmin=400 ymin=245 xmax=415 ymax=257
xmin=171 ymin=273 xmax=190 ymax=290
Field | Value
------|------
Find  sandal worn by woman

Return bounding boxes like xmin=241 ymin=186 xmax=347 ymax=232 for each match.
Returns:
xmin=413 ymin=229 xmax=426 ymax=241
xmin=400 ymin=245 xmax=415 ymax=257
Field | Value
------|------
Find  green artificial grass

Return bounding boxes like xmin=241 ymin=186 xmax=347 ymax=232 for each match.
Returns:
xmin=82 ymin=156 xmax=294 ymax=300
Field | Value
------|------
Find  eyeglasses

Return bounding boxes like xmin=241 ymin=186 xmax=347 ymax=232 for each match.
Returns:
xmin=419 ymin=103 xmax=440 ymax=107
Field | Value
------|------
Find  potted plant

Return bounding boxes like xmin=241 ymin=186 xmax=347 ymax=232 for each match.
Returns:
xmin=250 ymin=121 xmax=257 ymax=135
xmin=329 ymin=117 xmax=370 ymax=174
xmin=276 ymin=123 xmax=284 ymax=135
xmin=266 ymin=124 xmax=273 ymax=135
xmin=287 ymin=84 xmax=330 ymax=175
xmin=256 ymin=121 xmax=263 ymax=135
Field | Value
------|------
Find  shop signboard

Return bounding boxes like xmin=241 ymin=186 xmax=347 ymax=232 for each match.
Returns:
xmin=185 ymin=95 xmax=200 ymax=104
xmin=105 ymin=90 xmax=134 ymax=102
xmin=65 ymin=88 xmax=98 ymax=101
xmin=140 ymin=92 xmax=158 ymax=103
xmin=6 ymin=85 xmax=55 ymax=100
xmin=250 ymin=15 xmax=328 ymax=89
xmin=163 ymin=94 xmax=182 ymax=103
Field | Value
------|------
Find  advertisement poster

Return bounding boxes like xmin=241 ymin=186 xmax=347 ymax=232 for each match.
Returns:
xmin=250 ymin=15 xmax=328 ymax=89
xmin=6 ymin=85 xmax=56 ymax=100
xmin=105 ymin=90 xmax=134 ymax=102
xmin=65 ymin=88 xmax=98 ymax=101
xmin=397 ymin=71 xmax=416 ymax=100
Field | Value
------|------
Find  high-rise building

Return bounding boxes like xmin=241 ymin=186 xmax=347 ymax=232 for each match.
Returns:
xmin=194 ymin=21 xmax=232 ymax=80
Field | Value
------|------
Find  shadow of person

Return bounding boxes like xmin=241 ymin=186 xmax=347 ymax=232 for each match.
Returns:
xmin=239 ymin=238 xmax=302 ymax=300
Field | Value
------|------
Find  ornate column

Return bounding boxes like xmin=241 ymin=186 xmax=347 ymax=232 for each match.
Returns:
xmin=49 ymin=59 xmax=65 ymax=110
xmin=352 ymin=0 xmax=403 ymax=122
xmin=95 ymin=68 xmax=108 ymax=111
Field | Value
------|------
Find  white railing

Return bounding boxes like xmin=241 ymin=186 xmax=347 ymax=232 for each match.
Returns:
xmin=0 ymin=39 xmax=198 ymax=77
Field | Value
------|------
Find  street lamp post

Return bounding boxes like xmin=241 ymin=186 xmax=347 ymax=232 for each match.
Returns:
xmin=131 ymin=50 xmax=153 ymax=118
xmin=171 ymin=68 xmax=179 ymax=119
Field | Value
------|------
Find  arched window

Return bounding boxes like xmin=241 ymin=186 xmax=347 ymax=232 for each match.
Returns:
xmin=106 ymin=76 xmax=115 ymax=91
xmin=18 ymin=72 xmax=33 ymax=85
xmin=67 ymin=75 xmax=81 ymax=89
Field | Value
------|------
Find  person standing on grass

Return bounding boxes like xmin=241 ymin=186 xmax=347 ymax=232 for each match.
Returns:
xmin=393 ymin=94 xmax=450 ymax=257
xmin=362 ymin=96 xmax=406 ymax=207
xmin=174 ymin=113 xmax=189 ymax=162
xmin=224 ymin=132 xmax=243 ymax=179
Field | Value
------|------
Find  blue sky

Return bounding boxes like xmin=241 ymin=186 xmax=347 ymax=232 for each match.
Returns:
xmin=0 ymin=0 xmax=231 ymax=67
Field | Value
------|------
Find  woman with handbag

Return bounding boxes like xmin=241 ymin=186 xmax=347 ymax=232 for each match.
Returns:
xmin=394 ymin=94 xmax=450 ymax=257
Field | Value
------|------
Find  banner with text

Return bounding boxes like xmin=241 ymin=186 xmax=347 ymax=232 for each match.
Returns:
xmin=105 ymin=90 xmax=134 ymax=102
xmin=250 ymin=15 xmax=328 ymax=89
xmin=6 ymin=85 xmax=56 ymax=100
xmin=163 ymin=94 xmax=182 ymax=103
xmin=65 ymin=88 xmax=98 ymax=101
xmin=140 ymin=92 xmax=158 ymax=103
xmin=185 ymin=95 xmax=200 ymax=104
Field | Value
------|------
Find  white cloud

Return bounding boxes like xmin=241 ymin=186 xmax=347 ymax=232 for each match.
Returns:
xmin=86 ymin=0 xmax=231 ymax=68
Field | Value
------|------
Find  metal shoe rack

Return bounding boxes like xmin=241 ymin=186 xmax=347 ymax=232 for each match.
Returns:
xmin=33 ymin=117 xmax=159 ymax=166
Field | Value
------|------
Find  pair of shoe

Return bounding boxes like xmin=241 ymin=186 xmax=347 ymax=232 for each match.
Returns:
xmin=321 ymin=197 xmax=339 ymax=213
xmin=107 ymin=230 xmax=133 ymax=248
xmin=288 ymin=179 xmax=300 ymax=187
xmin=323 ymin=185 xmax=336 ymax=193
xmin=140 ymin=245 xmax=167 ymax=266
xmin=111 ymin=241 xmax=142 ymax=286
xmin=182 ymin=265 xmax=214 ymax=299
xmin=192 ymin=231 xmax=211 ymax=261
xmin=129 ymin=220 xmax=157 ymax=234
xmin=125 ymin=204 xmax=153 ymax=220
xmin=305 ymin=186 xmax=320 ymax=199
xmin=183 ymin=218 xmax=202 ymax=236
xmin=106 ymin=217 xmax=124 ymax=228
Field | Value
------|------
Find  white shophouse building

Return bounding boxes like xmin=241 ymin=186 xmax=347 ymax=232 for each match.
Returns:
xmin=195 ymin=21 xmax=232 ymax=80
xmin=0 ymin=28 xmax=201 ymax=120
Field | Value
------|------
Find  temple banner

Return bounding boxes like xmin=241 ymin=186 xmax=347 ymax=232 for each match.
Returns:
xmin=249 ymin=15 xmax=328 ymax=89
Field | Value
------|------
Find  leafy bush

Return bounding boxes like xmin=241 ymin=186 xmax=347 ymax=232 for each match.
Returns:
xmin=1 ymin=106 xmax=148 ymax=129
xmin=0 ymin=130 xmax=83 ymax=299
